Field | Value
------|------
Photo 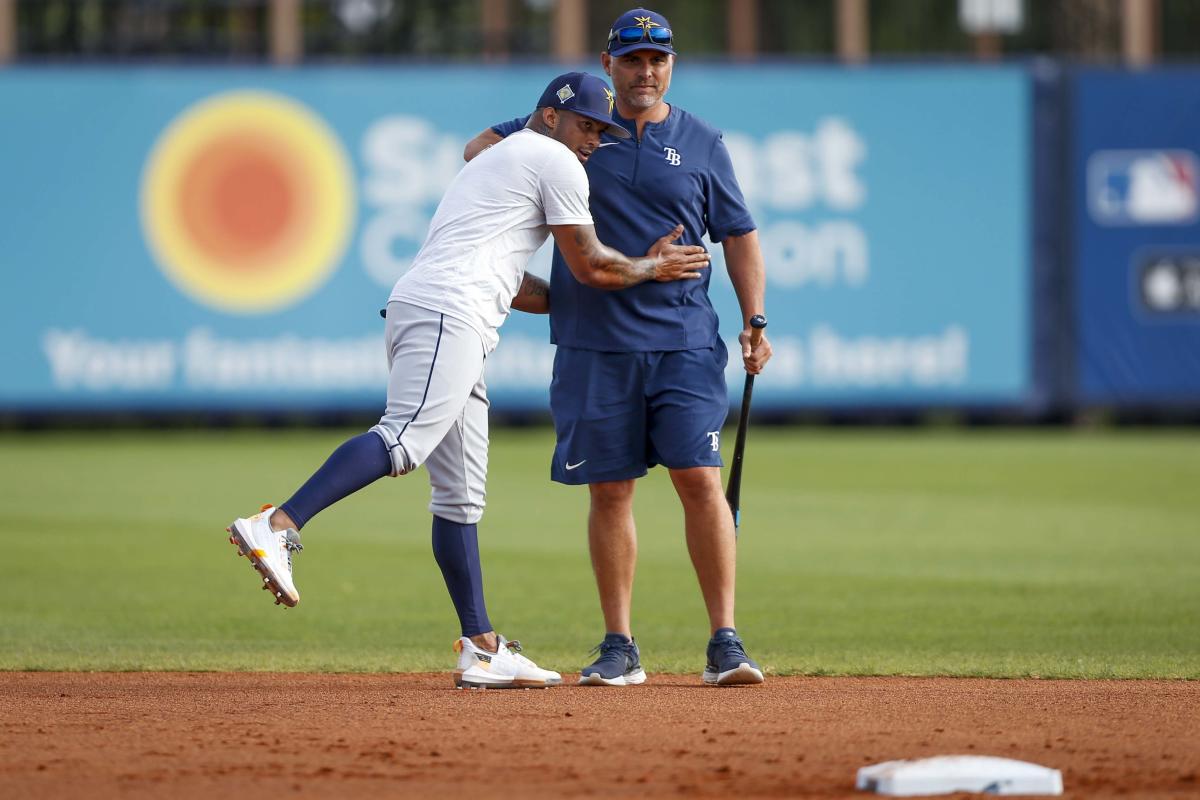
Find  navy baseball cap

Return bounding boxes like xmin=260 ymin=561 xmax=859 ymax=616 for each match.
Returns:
xmin=606 ymin=8 xmax=675 ymax=57
xmin=536 ymin=72 xmax=631 ymax=138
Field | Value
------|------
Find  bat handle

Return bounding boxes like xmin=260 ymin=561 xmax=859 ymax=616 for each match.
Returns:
xmin=748 ymin=314 xmax=767 ymax=346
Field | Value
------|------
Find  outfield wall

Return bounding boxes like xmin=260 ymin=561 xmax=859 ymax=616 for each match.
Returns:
xmin=0 ymin=65 xmax=1196 ymax=414
xmin=1071 ymin=69 xmax=1200 ymax=408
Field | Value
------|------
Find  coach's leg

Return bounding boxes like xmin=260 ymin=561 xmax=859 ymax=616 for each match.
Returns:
xmin=668 ymin=465 xmax=736 ymax=634
xmin=643 ymin=343 xmax=734 ymax=635
xmin=588 ymin=479 xmax=638 ymax=638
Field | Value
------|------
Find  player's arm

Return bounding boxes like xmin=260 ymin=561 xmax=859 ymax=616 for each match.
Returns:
xmin=463 ymin=129 xmax=502 ymax=162
xmin=550 ymin=223 xmax=710 ymax=290
xmin=723 ymin=230 xmax=772 ymax=374
xmin=510 ymin=271 xmax=549 ymax=314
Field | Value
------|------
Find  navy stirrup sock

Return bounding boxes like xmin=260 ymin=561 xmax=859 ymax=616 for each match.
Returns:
xmin=279 ymin=432 xmax=392 ymax=530
xmin=431 ymin=516 xmax=493 ymax=637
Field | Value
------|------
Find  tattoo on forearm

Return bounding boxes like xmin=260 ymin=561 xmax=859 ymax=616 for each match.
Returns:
xmin=519 ymin=274 xmax=549 ymax=297
xmin=573 ymin=227 xmax=653 ymax=287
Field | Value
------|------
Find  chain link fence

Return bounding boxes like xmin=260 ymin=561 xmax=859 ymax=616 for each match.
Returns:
xmin=11 ymin=0 xmax=1200 ymax=61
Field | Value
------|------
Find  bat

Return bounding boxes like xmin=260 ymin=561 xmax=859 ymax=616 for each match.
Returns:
xmin=725 ymin=314 xmax=767 ymax=535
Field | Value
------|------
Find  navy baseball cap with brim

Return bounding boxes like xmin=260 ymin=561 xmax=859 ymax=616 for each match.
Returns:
xmin=606 ymin=8 xmax=675 ymax=58
xmin=536 ymin=72 xmax=631 ymax=138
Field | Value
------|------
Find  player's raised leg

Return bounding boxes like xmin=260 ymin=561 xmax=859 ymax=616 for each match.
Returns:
xmin=227 ymin=505 xmax=306 ymax=607
xmin=227 ymin=433 xmax=394 ymax=607
xmin=227 ymin=301 xmax=474 ymax=608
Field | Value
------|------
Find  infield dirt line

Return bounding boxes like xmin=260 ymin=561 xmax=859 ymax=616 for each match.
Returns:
xmin=1 ymin=673 xmax=1196 ymax=799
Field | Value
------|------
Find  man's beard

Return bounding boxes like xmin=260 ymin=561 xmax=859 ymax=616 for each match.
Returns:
xmin=623 ymin=86 xmax=660 ymax=109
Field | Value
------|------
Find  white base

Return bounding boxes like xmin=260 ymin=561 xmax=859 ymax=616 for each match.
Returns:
xmin=856 ymin=755 xmax=1063 ymax=796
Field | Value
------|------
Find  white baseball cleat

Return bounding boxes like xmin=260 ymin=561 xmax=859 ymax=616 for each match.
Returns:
xmin=227 ymin=504 xmax=302 ymax=608
xmin=453 ymin=635 xmax=562 ymax=689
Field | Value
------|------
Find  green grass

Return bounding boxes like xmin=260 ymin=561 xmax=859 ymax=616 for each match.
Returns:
xmin=1 ymin=427 xmax=1197 ymax=678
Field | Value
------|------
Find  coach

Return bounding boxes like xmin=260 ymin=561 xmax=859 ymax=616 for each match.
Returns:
xmin=466 ymin=7 xmax=772 ymax=686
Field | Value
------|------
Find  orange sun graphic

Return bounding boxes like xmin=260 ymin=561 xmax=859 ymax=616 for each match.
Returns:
xmin=141 ymin=91 xmax=355 ymax=314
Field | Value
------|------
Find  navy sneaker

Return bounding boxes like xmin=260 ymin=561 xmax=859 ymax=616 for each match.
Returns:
xmin=578 ymin=633 xmax=647 ymax=686
xmin=702 ymin=628 xmax=765 ymax=686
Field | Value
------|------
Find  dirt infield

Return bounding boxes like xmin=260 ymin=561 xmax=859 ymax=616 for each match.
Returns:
xmin=1 ymin=673 xmax=1196 ymax=799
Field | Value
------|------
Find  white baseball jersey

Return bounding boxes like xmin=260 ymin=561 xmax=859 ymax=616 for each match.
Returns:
xmin=390 ymin=128 xmax=593 ymax=352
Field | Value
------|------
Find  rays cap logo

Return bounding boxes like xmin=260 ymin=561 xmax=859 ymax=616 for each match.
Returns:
xmin=537 ymin=72 xmax=631 ymax=139
xmin=140 ymin=90 xmax=355 ymax=314
xmin=606 ymin=7 xmax=675 ymax=57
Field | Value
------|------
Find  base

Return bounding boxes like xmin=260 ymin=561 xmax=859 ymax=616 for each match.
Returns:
xmin=856 ymin=755 xmax=1063 ymax=796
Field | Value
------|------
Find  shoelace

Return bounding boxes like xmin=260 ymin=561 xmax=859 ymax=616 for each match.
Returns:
xmin=589 ymin=639 xmax=633 ymax=660
xmin=281 ymin=530 xmax=303 ymax=572
xmin=713 ymin=635 xmax=748 ymax=661
xmin=501 ymin=639 xmax=535 ymax=667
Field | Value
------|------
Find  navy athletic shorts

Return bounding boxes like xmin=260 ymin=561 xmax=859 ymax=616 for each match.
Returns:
xmin=549 ymin=341 xmax=730 ymax=485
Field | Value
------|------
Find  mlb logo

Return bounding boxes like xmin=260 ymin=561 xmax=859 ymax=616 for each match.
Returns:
xmin=1088 ymin=150 xmax=1199 ymax=226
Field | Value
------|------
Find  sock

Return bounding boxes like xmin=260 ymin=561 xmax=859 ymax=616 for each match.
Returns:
xmin=431 ymin=515 xmax=493 ymax=637
xmin=278 ymin=432 xmax=392 ymax=530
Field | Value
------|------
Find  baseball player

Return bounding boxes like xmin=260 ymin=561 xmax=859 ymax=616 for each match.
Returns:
xmin=226 ymin=71 xmax=710 ymax=690
xmin=464 ymin=8 xmax=773 ymax=686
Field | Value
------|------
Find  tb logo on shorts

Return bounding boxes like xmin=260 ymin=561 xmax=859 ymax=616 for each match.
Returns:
xmin=707 ymin=431 xmax=720 ymax=451
xmin=664 ymin=147 xmax=681 ymax=166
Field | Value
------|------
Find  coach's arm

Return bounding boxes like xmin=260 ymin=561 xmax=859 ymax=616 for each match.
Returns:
xmin=723 ymin=229 xmax=773 ymax=375
xmin=464 ymin=129 xmax=503 ymax=162
xmin=550 ymin=223 xmax=709 ymax=290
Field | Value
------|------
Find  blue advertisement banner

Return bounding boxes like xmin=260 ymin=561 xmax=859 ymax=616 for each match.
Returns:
xmin=1072 ymin=69 xmax=1200 ymax=405
xmin=0 ymin=66 xmax=1031 ymax=411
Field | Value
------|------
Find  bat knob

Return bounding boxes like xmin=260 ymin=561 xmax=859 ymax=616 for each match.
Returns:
xmin=748 ymin=315 xmax=767 ymax=346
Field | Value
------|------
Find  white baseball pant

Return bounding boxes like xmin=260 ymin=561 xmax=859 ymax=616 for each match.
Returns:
xmin=370 ymin=300 xmax=489 ymax=525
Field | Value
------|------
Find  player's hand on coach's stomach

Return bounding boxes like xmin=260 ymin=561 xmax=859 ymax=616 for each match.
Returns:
xmin=647 ymin=223 xmax=710 ymax=282
xmin=550 ymin=222 xmax=708 ymax=290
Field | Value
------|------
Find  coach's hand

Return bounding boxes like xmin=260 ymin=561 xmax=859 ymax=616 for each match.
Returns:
xmin=740 ymin=327 xmax=772 ymax=375
xmin=648 ymin=224 xmax=710 ymax=282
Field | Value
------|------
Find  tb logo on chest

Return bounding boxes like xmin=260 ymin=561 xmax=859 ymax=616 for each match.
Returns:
xmin=663 ymin=147 xmax=682 ymax=166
